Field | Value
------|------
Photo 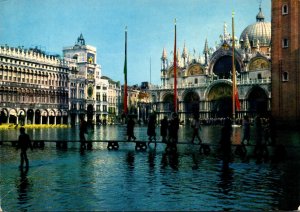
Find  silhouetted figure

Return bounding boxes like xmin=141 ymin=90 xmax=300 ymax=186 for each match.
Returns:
xmin=147 ymin=114 xmax=157 ymax=147
xmin=160 ymin=116 xmax=168 ymax=143
xmin=190 ymin=114 xmax=203 ymax=144
xmin=17 ymin=127 xmax=33 ymax=169
xmin=220 ymin=118 xmax=232 ymax=163
xmin=168 ymin=112 xmax=180 ymax=143
xmin=127 ymin=116 xmax=136 ymax=141
xmin=254 ymin=115 xmax=268 ymax=163
xmin=255 ymin=115 xmax=263 ymax=146
xmin=267 ymin=113 xmax=277 ymax=145
xmin=80 ymin=116 xmax=88 ymax=150
xmin=241 ymin=115 xmax=250 ymax=145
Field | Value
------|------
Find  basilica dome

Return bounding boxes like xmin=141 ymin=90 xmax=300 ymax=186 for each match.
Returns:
xmin=240 ymin=7 xmax=271 ymax=48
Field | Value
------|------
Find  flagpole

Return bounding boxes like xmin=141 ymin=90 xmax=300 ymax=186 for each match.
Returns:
xmin=124 ymin=26 xmax=128 ymax=115
xmin=173 ymin=18 xmax=177 ymax=113
xmin=150 ymin=57 xmax=152 ymax=85
xmin=232 ymin=11 xmax=236 ymax=122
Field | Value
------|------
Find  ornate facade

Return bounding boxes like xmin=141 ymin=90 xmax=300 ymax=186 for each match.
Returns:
xmin=150 ymin=7 xmax=272 ymax=123
xmin=0 ymin=34 xmax=121 ymax=125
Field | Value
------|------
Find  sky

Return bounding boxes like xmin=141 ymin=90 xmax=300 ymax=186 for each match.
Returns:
xmin=0 ymin=0 xmax=271 ymax=86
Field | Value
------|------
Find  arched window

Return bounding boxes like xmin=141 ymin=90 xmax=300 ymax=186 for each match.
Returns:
xmin=194 ymin=78 xmax=198 ymax=84
xmin=282 ymin=4 xmax=288 ymax=15
xmin=282 ymin=71 xmax=289 ymax=82
xmin=282 ymin=38 xmax=289 ymax=48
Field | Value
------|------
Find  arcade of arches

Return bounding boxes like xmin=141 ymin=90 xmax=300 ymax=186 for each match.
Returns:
xmin=156 ymin=82 xmax=269 ymax=123
xmin=0 ymin=108 xmax=69 ymax=125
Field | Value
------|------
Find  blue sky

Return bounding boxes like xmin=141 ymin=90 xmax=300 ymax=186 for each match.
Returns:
xmin=0 ymin=0 xmax=271 ymax=85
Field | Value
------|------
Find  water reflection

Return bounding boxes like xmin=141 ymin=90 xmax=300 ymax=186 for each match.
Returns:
xmin=1 ymin=126 xmax=300 ymax=211
xmin=161 ymin=151 xmax=179 ymax=171
xmin=17 ymin=167 xmax=31 ymax=211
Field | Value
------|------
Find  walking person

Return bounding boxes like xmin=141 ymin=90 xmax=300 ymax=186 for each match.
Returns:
xmin=168 ymin=113 xmax=180 ymax=143
xmin=127 ymin=116 xmax=136 ymax=141
xmin=17 ymin=127 xmax=33 ymax=169
xmin=79 ymin=116 xmax=88 ymax=150
xmin=190 ymin=114 xmax=203 ymax=144
xmin=147 ymin=113 xmax=157 ymax=147
xmin=241 ymin=115 xmax=250 ymax=145
xmin=160 ymin=116 xmax=168 ymax=143
xmin=254 ymin=114 xmax=268 ymax=162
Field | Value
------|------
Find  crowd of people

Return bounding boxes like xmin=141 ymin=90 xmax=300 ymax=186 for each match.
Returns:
xmin=15 ymin=112 xmax=279 ymax=169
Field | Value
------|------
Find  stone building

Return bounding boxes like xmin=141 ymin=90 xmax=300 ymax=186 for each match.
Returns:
xmin=150 ymin=6 xmax=272 ymax=123
xmin=101 ymin=76 xmax=122 ymax=124
xmin=0 ymin=34 xmax=121 ymax=125
xmin=271 ymin=0 xmax=300 ymax=127
xmin=0 ymin=46 xmax=71 ymax=125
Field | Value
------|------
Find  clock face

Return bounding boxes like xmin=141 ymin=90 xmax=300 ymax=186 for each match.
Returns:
xmin=87 ymin=53 xmax=95 ymax=64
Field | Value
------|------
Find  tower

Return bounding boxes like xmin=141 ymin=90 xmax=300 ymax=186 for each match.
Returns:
xmin=271 ymin=0 xmax=300 ymax=127
xmin=161 ymin=48 xmax=168 ymax=87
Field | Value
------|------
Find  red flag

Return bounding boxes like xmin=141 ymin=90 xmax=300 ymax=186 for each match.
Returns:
xmin=235 ymin=90 xmax=241 ymax=110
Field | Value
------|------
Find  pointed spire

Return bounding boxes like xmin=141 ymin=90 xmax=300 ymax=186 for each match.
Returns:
xmin=77 ymin=33 xmax=85 ymax=45
xmin=203 ymin=39 xmax=209 ymax=65
xmin=256 ymin=6 xmax=265 ymax=22
xmin=161 ymin=48 xmax=167 ymax=60
xmin=203 ymin=39 xmax=209 ymax=54
xmin=244 ymin=34 xmax=251 ymax=50
xmin=176 ymin=48 xmax=180 ymax=63
xmin=182 ymin=42 xmax=188 ymax=59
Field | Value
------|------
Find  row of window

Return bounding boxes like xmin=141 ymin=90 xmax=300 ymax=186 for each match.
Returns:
xmin=0 ymin=93 xmax=68 ymax=104
xmin=0 ymin=75 xmax=68 ymax=87
xmin=0 ymin=57 xmax=67 ymax=73
xmin=71 ymin=104 xmax=108 ymax=112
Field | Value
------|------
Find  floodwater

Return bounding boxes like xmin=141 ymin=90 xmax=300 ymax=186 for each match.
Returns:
xmin=1 ymin=125 xmax=300 ymax=211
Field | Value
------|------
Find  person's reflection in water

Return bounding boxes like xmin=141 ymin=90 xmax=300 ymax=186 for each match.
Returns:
xmin=161 ymin=152 xmax=168 ymax=169
xmin=160 ymin=151 xmax=179 ymax=171
xmin=169 ymin=152 xmax=179 ymax=170
xmin=126 ymin=151 xmax=135 ymax=170
xmin=17 ymin=167 xmax=32 ymax=210
xmin=219 ymin=118 xmax=233 ymax=164
xmin=218 ymin=161 xmax=234 ymax=196
xmin=148 ymin=150 xmax=156 ymax=171
xmin=192 ymin=153 xmax=199 ymax=170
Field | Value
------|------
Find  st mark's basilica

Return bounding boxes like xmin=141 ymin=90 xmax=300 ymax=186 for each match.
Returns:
xmin=150 ymin=6 xmax=272 ymax=123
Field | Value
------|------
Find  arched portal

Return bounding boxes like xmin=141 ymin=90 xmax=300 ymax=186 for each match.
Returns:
xmin=9 ymin=109 xmax=17 ymax=124
xmin=208 ymin=83 xmax=232 ymax=118
xmin=18 ymin=110 xmax=26 ymax=126
xmin=35 ymin=110 xmax=41 ymax=124
xmin=27 ymin=109 xmax=34 ymax=124
xmin=162 ymin=93 xmax=176 ymax=113
xmin=248 ymin=86 xmax=268 ymax=116
xmin=183 ymin=91 xmax=200 ymax=116
xmin=0 ymin=109 xmax=8 ymax=124
xmin=87 ymin=104 xmax=94 ymax=124
xmin=49 ymin=110 xmax=55 ymax=124
xmin=41 ymin=110 xmax=48 ymax=124
xmin=213 ymin=56 xmax=241 ymax=79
